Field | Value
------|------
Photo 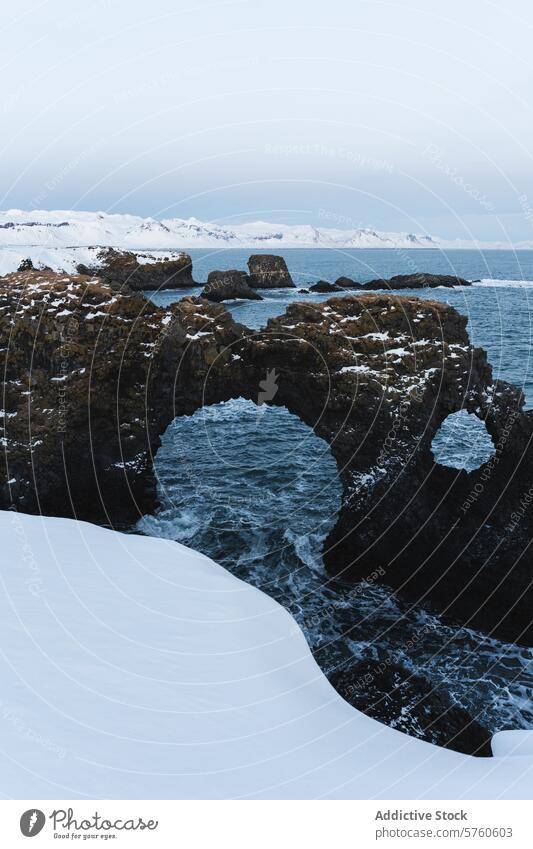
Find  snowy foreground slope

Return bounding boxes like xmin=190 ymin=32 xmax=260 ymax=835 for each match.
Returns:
xmin=1 ymin=511 xmax=531 ymax=800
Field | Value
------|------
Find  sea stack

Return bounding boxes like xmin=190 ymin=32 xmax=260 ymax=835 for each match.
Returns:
xmin=201 ymin=270 xmax=263 ymax=302
xmin=247 ymin=254 xmax=295 ymax=288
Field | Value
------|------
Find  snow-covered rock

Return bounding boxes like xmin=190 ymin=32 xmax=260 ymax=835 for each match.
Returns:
xmin=1 ymin=510 xmax=531 ymax=799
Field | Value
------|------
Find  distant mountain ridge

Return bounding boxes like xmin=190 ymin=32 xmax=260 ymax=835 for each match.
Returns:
xmin=0 ymin=208 xmax=442 ymax=250
xmin=0 ymin=210 xmax=530 ymax=275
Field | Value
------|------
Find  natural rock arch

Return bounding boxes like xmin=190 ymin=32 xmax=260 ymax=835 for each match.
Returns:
xmin=1 ymin=267 xmax=533 ymax=644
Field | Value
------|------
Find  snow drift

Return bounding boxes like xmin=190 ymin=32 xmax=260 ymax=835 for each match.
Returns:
xmin=1 ymin=510 xmax=531 ymax=799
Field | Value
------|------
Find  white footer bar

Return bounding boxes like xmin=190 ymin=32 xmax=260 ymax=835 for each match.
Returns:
xmin=2 ymin=800 xmax=530 ymax=847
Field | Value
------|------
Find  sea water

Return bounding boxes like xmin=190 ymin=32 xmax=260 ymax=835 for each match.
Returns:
xmin=140 ymin=249 xmax=533 ymax=738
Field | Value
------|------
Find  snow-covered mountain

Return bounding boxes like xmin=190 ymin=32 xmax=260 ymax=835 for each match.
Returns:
xmin=1 ymin=510 xmax=531 ymax=799
xmin=1 ymin=208 xmax=528 ymax=276
xmin=0 ymin=208 xmax=440 ymax=251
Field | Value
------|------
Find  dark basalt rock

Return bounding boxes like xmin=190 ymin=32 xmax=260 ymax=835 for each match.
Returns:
xmin=329 ymin=656 xmax=492 ymax=756
xmin=0 ymin=269 xmax=243 ymax=527
xmin=298 ymin=288 xmax=310 ymax=294
xmin=247 ymin=254 xmax=294 ymax=288
xmin=77 ymin=247 xmax=196 ymax=291
xmin=17 ymin=258 xmax=34 ymax=272
xmin=363 ymin=272 xmax=471 ymax=290
xmin=309 ymin=280 xmax=342 ymax=293
xmin=201 ymin=270 xmax=263 ymax=302
xmin=335 ymin=276 xmax=361 ymax=288
xmin=332 ymin=273 xmax=470 ymax=290
xmin=1 ymin=273 xmax=533 ymax=645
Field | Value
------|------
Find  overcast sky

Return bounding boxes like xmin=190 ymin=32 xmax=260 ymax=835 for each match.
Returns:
xmin=2 ymin=0 xmax=533 ymax=240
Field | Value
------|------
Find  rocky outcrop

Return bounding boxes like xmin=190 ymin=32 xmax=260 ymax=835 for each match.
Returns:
xmin=0 ymin=268 xmax=242 ymax=526
xmin=365 ymin=272 xmax=472 ymax=289
xmin=335 ymin=276 xmax=358 ymax=288
xmin=334 ymin=272 xmax=472 ymax=290
xmin=309 ymin=280 xmax=342 ymax=293
xmin=201 ymin=270 xmax=263 ymax=302
xmin=247 ymin=254 xmax=294 ymax=288
xmin=77 ymin=247 xmax=196 ymax=291
xmin=17 ymin=258 xmax=34 ymax=272
xmin=1 ymin=271 xmax=533 ymax=645
xmin=329 ymin=656 xmax=492 ymax=756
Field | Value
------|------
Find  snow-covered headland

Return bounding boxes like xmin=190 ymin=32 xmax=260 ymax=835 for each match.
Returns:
xmin=1 ymin=510 xmax=531 ymax=799
xmin=0 ymin=208 xmax=524 ymax=278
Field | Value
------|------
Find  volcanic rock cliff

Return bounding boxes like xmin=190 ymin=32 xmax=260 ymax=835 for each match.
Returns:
xmin=77 ymin=247 xmax=196 ymax=290
xmin=1 ymin=268 xmax=532 ymax=644
xmin=247 ymin=254 xmax=294 ymax=288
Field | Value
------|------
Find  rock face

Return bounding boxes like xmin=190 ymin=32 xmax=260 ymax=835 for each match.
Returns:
xmin=335 ymin=276 xmax=358 ymax=288
xmin=365 ymin=272 xmax=472 ymax=289
xmin=247 ymin=254 xmax=294 ymax=288
xmin=333 ymin=272 xmax=472 ymax=290
xmin=329 ymin=656 xmax=492 ymax=756
xmin=309 ymin=280 xmax=342 ymax=293
xmin=201 ymin=270 xmax=263 ymax=302
xmin=17 ymin=258 xmax=34 ymax=272
xmin=1 ymin=272 xmax=533 ymax=645
xmin=77 ymin=247 xmax=196 ymax=291
xmin=0 ymin=268 xmax=242 ymax=526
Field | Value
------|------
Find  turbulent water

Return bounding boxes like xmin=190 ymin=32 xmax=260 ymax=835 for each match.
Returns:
xmin=141 ymin=248 xmax=533 ymax=739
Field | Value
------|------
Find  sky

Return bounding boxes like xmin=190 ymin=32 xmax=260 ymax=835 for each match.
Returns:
xmin=2 ymin=0 xmax=533 ymax=241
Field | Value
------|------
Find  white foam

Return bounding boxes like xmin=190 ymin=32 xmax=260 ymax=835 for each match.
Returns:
xmin=474 ymin=278 xmax=533 ymax=288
